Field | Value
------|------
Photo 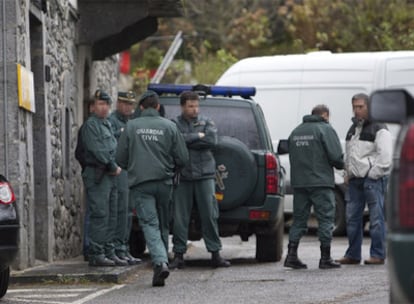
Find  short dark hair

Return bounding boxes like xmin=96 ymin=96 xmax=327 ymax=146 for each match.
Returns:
xmin=352 ymin=93 xmax=369 ymax=105
xmin=311 ymin=104 xmax=330 ymax=116
xmin=140 ymin=95 xmax=159 ymax=109
xmin=180 ymin=91 xmax=199 ymax=106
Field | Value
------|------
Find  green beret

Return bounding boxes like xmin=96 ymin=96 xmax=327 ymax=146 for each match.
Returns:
xmin=138 ymin=90 xmax=158 ymax=105
xmin=94 ymin=89 xmax=112 ymax=104
xmin=118 ymin=91 xmax=137 ymax=103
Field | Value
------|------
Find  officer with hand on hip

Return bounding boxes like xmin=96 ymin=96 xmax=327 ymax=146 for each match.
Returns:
xmin=81 ymin=89 xmax=122 ymax=267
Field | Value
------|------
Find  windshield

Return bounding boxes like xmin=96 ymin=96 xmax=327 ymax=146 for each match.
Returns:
xmin=163 ymin=103 xmax=262 ymax=150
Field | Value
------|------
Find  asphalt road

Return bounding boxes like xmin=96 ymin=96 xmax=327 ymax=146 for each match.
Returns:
xmin=5 ymin=233 xmax=389 ymax=304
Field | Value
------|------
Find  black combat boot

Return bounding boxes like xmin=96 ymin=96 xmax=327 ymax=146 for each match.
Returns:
xmin=117 ymin=251 xmax=142 ymax=265
xmin=284 ymin=242 xmax=307 ymax=269
xmin=169 ymin=252 xmax=185 ymax=269
xmin=152 ymin=262 xmax=170 ymax=287
xmin=88 ymin=255 xmax=116 ymax=267
xmin=319 ymin=245 xmax=341 ymax=269
xmin=125 ymin=251 xmax=142 ymax=265
xmin=108 ymin=254 xmax=128 ymax=266
xmin=211 ymin=251 xmax=231 ymax=268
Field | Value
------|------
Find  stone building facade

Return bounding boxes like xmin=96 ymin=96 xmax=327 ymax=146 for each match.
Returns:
xmin=0 ymin=0 xmax=182 ymax=269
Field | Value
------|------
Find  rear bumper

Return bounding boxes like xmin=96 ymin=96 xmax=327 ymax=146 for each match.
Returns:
xmin=0 ymin=222 xmax=19 ymax=268
xmin=218 ymin=195 xmax=284 ymax=232
xmin=388 ymin=232 xmax=414 ymax=303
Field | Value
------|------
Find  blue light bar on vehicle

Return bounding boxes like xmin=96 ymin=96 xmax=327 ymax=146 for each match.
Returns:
xmin=148 ymin=83 xmax=256 ymax=98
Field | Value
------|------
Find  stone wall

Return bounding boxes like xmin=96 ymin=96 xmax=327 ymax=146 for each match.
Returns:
xmin=46 ymin=0 xmax=82 ymax=260
xmin=44 ymin=1 xmax=119 ymax=261
xmin=0 ymin=0 xmax=119 ymax=268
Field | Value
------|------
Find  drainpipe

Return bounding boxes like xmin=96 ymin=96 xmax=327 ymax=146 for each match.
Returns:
xmin=2 ymin=0 xmax=8 ymax=177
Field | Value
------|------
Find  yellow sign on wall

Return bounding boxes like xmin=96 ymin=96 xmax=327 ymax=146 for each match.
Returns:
xmin=17 ymin=64 xmax=36 ymax=113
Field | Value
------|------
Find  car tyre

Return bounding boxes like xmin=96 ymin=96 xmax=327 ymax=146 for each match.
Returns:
xmin=213 ymin=136 xmax=257 ymax=210
xmin=255 ymin=218 xmax=284 ymax=262
xmin=333 ymin=190 xmax=346 ymax=236
xmin=0 ymin=267 xmax=10 ymax=299
xmin=129 ymin=217 xmax=146 ymax=257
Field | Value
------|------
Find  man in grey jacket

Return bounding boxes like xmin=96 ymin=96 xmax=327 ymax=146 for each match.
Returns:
xmin=336 ymin=93 xmax=392 ymax=265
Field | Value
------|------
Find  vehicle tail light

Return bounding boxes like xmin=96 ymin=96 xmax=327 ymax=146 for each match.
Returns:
xmin=399 ymin=124 xmax=414 ymax=228
xmin=265 ymin=152 xmax=278 ymax=194
xmin=249 ymin=210 xmax=270 ymax=220
xmin=0 ymin=181 xmax=15 ymax=205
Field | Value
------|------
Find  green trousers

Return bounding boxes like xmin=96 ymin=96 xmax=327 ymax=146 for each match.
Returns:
xmin=289 ymin=187 xmax=335 ymax=246
xmin=129 ymin=180 xmax=172 ymax=266
xmin=114 ymin=170 xmax=129 ymax=255
xmin=82 ymin=167 xmax=117 ymax=259
xmin=172 ymin=179 xmax=222 ymax=254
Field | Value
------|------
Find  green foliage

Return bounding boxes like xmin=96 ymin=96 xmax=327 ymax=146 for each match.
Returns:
xmin=192 ymin=47 xmax=238 ymax=84
xmin=225 ymin=8 xmax=273 ymax=58
xmin=128 ymin=0 xmax=414 ymax=87
xmin=283 ymin=0 xmax=414 ymax=52
xmin=161 ymin=42 xmax=238 ymax=84
xmin=142 ymin=47 xmax=163 ymax=69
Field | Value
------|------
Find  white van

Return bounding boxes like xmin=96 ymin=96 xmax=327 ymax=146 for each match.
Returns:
xmin=216 ymin=51 xmax=414 ymax=234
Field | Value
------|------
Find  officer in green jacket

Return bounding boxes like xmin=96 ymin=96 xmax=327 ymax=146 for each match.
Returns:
xmin=81 ymin=89 xmax=122 ymax=267
xmin=169 ymin=91 xmax=230 ymax=269
xmin=284 ymin=104 xmax=344 ymax=270
xmin=108 ymin=91 xmax=141 ymax=265
xmin=116 ymin=90 xmax=188 ymax=287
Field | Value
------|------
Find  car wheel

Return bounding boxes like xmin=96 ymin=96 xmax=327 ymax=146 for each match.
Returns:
xmin=0 ymin=267 xmax=10 ymax=299
xmin=255 ymin=218 xmax=284 ymax=262
xmin=333 ymin=190 xmax=346 ymax=236
xmin=129 ymin=217 xmax=146 ymax=257
xmin=213 ymin=136 xmax=258 ymax=210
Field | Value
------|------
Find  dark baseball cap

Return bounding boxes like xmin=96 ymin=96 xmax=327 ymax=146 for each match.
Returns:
xmin=94 ymin=89 xmax=112 ymax=104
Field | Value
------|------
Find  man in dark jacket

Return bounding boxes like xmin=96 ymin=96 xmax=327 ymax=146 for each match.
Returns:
xmin=169 ymin=91 xmax=230 ymax=269
xmin=116 ymin=90 xmax=188 ymax=287
xmin=81 ymin=89 xmax=122 ymax=267
xmin=284 ymin=104 xmax=344 ymax=270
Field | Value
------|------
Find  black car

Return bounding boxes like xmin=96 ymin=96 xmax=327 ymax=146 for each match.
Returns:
xmin=135 ymin=84 xmax=286 ymax=262
xmin=368 ymin=89 xmax=414 ymax=303
xmin=0 ymin=175 xmax=19 ymax=298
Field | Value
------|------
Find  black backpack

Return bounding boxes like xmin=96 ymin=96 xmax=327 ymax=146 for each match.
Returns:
xmin=75 ymin=124 xmax=87 ymax=170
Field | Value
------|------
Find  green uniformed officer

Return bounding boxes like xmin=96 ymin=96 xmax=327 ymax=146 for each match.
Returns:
xmin=284 ymin=104 xmax=344 ymax=270
xmin=169 ymin=91 xmax=230 ymax=269
xmin=81 ymin=89 xmax=122 ymax=267
xmin=108 ymin=91 xmax=141 ymax=265
xmin=116 ymin=90 xmax=188 ymax=287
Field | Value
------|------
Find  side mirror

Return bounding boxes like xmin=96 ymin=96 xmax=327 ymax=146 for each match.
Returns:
xmin=369 ymin=89 xmax=414 ymax=123
xmin=277 ymin=139 xmax=289 ymax=154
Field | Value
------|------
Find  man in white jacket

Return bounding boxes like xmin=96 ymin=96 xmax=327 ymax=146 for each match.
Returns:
xmin=336 ymin=93 xmax=392 ymax=265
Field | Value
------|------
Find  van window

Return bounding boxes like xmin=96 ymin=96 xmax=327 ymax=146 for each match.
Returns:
xmin=163 ymin=104 xmax=262 ymax=150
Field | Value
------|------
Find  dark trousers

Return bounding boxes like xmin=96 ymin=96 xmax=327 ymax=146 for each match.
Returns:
xmin=289 ymin=187 xmax=335 ymax=246
xmin=172 ymin=179 xmax=222 ymax=254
